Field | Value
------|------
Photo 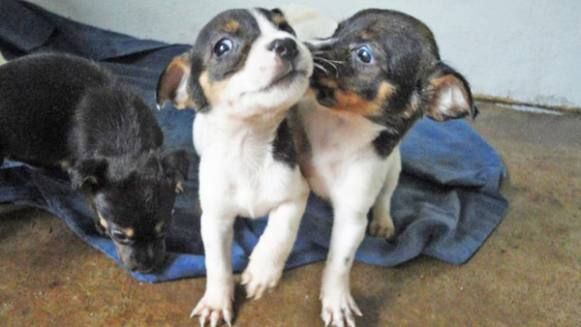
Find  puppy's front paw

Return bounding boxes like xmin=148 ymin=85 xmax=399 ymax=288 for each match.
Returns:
xmin=191 ymin=287 xmax=233 ymax=327
xmin=241 ymin=258 xmax=283 ymax=300
xmin=368 ymin=213 xmax=395 ymax=239
xmin=321 ymin=290 xmax=362 ymax=327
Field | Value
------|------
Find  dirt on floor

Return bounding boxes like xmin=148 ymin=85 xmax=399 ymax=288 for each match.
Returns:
xmin=1 ymin=103 xmax=580 ymax=326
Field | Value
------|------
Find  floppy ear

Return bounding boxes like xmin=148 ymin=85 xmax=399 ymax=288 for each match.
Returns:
xmin=156 ymin=52 xmax=208 ymax=111
xmin=161 ymin=150 xmax=190 ymax=182
xmin=422 ymin=63 xmax=478 ymax=121
xmin=69 ymin=159 xmax=108 ymax=192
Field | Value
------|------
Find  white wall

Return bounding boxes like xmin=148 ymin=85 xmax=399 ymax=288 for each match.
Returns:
xmin=26 ymin=0 xmax=581 ymax=109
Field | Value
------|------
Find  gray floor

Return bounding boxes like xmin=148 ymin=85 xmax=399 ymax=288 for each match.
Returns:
xmin=1 ymin=103 xmax=580 ymax=326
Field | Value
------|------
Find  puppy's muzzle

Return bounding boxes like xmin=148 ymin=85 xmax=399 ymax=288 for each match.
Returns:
xmin=115 ymin=239 xmax=166 ymax=273
xmin=268 ymin=38 xmax=298 ymax=61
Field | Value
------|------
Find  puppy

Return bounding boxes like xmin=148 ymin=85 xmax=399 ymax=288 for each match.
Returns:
xmin=293 ymin=9 xmax=477 ymax=326
xmin=0 ymin=53 xmax=189 ymax=273
xmin=156 ymin=8 xmax=313 ymax=326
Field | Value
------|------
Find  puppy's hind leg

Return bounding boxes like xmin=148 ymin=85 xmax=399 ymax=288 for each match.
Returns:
xmin=368 ymin=147 xmax=401 ymax=239
xmin=242 ymin=189 xmax=308 ymax=300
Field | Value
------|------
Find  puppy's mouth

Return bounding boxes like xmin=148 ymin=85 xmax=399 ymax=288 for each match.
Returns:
xmin=270 ymin=68 xmax=305 ymax=87
xmin=245 ymin=68 xmax=308 ymax=96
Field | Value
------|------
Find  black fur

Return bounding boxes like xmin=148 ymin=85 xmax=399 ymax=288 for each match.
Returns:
xmin=372 ymin=130 xmax=401 ymax=158
xmin=271 ymin=118 xmax=297 ymax=168
xmin=257 ymin=8 xmax=297 ymax=36
xmin=0 ymin=53 xmax=189 ymax=272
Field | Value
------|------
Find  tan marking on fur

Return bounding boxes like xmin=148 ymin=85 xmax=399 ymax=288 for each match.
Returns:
xmin=198 ymin=71 xmax=229 ymax=106
xmin=402 ymin=93 xmax=421 ymax=119
xmin=158 ymin=54 xmax=195 ymax=109
xmin=175 ymin=181 xmax=184 ymax=194
xmin=98 ymin=212 xmax=134 ymax=238
xmin=123 ymin=227 xmax=135 ymax=238
xmin=332 ymin=81 xmax=395 ymax=117
xmin=360 ymin=30 xmax=373 ymax=40
xmin=155 ymin=222 xmax=165 ymax=234
xmin=317 ymin=78 xmax=338 ymax=89
xmin=97 ymin=212 xmax=109 ymax=230
xmin=428 ymin=74 xmax=470 ymax=120
xmin=272 ymin=14 xmax=287 ymax=26
xmin=223 ymin=20 xmax=240 ymax=33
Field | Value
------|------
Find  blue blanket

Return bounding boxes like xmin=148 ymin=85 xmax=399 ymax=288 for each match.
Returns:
xmin=0 ymin=1 xmax=508 ymax=283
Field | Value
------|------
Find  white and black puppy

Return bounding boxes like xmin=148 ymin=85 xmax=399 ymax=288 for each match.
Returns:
xmin=156 ymin=8 xmax=313 ymax=326
xmin=292 ymin=9 xmax=477 ymax=326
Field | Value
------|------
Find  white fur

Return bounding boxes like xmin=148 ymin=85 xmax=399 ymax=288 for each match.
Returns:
xmin=437 ymin=85 xmax=469 ymax=116
xmin=191 ymin=10 xmax=312 ymax=327
xmin=296 ymin=95 xmax=401 ymax=327
xmin=175 ymin=67 xmax=191 ymax=107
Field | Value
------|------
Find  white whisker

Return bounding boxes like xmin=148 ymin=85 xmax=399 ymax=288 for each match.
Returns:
xmin=314 ymin=57 xmax=339 ymax=73
xmin=313 ymin=62 xmax=330 ymax=75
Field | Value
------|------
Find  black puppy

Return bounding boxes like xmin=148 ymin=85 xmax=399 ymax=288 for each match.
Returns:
xmin=0 ymin=53 xmax=189 ymax=273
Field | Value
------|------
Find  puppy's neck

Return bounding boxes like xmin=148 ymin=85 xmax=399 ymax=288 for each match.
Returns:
xmin=194 ymin=103 xmax=293 ymax=161
xmin=203 ymin=103 xmax=289 ymax=138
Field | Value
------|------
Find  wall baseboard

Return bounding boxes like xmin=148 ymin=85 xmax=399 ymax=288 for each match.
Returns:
xmin=475 ymin=94 xmax=581 ymax=114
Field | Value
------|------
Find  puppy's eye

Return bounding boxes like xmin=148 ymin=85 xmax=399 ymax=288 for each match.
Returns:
xmin=355 ymin=46 xmax=373 ymax=64
xmin=214 ymin=38 xmax=233 ymax=57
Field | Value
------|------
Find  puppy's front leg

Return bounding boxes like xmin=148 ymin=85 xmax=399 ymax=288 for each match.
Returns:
xmin=242 ymin=192 xmax=308 ymax=300
xmin=369 ymin=147 xmax=401 ymax=238
xmin=320 ymin=207 xmax=367 ymax=327
xmin=192 ymin=211 xmax=235 ymax=327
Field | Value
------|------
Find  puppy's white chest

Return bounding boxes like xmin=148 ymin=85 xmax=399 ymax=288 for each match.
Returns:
xmin=298 ymin=102 xmax=384 ymax=198
xmin=195 ymin=115 xmax=301 ymax=218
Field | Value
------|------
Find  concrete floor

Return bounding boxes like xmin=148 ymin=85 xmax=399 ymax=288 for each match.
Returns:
xmin=1 ymin=104 xmax=580 ymax=326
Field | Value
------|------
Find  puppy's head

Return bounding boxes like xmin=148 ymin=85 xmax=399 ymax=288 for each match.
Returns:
xmin=156 ymin=8 xmax=313 ymax=119
xmin=70 ymin=150 xmax=189 ymax=273
xmin=308 ymin=9 xmax=477 ymax=128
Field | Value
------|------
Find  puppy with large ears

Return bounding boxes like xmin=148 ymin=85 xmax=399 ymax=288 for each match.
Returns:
xmin=293 ymin=9 xmax=477 ymax=326
xmin=157 ymin=8 xmax=313 ymax=326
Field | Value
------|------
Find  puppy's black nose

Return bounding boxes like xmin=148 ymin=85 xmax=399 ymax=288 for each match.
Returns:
xmin=268 ymin=38 xmax=298 ymax=60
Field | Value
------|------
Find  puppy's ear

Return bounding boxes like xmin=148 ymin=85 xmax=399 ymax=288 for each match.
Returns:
xmin=156 ymin=52 xmax=208 ymax=111
xmin=422 ymin=63 xmax=478 ymax=121
xmin=69 ymin=159 xmax=108 ymax=192
xmin=161 ymin=150 xmax=190 ymax=182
